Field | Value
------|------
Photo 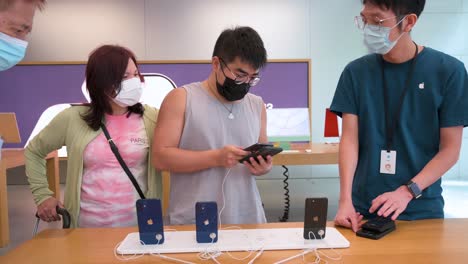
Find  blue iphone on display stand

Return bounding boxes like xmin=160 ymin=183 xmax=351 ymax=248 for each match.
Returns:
xmin=196 ymin=201 xmax=218 ymax=243
xmin=136 ymin=199 xmax=165 ymax=245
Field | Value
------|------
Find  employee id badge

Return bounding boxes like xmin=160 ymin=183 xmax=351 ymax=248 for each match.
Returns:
xmin=380 ymin=150 xmax=396 ymax=174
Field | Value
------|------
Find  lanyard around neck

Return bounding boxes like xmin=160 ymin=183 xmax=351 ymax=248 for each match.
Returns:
xmin=381 ymin=41 xmax=419 ymax=152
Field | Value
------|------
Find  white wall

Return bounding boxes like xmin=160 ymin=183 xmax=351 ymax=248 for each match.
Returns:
xmin=25 ymin=0 xmax=147 ymax=61
xmin=25 ymin=0 xmax=311 ymax=61
xmin=144 ymin=0 xmax=311 ymax=60
xmin=22 ymin=0 xmax=468 ymax=220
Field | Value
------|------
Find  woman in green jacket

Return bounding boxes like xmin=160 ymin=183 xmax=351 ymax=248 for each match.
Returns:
xmin=25 ymin=45 xmax=162 ymax=228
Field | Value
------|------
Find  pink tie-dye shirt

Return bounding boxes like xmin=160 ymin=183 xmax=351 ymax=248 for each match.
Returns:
xmin=78 ymin=113 xmax=148 ymax=227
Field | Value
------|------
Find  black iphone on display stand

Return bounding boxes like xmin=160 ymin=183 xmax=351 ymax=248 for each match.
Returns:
xmin=303 ymin=197 xmax=328 ymax=240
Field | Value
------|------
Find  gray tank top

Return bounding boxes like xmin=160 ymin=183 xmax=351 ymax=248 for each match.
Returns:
xmin=169 ymin=82 xmax=267 ymax=225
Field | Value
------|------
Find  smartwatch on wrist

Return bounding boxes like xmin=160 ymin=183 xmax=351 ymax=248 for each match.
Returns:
xmin=406 ymin=180 xmax=422 ymax=199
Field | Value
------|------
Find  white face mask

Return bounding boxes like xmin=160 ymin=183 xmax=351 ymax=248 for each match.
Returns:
xmin=363 ymin=16 xmax=407 ymax=55
xmin=113 ymin=77 xmax=143 ymax=107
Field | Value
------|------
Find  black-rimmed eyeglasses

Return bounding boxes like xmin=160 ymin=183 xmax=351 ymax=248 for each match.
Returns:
xmin=219 ymin=58 xmax=261 ymax=87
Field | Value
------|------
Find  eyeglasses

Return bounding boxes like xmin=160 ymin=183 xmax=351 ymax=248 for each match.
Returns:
xmin=354 ymin=15 xmax=402 ymax=31
xmin=219 ymin=58 xmax=261 ymax=86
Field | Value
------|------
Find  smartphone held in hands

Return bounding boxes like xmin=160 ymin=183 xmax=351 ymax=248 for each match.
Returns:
xmin=239 ymin=143 xmax=283 ymax=163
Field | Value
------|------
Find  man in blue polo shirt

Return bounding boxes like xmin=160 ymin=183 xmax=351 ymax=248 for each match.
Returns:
xmin=331 ymin=0 xmax=468 ymax=232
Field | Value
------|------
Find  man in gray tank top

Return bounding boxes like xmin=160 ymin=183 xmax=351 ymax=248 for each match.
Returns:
xmin=153 ymin=26 xmax=272 ymax=225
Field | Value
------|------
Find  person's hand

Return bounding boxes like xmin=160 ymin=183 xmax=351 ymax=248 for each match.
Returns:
xmin=369 ymin=186 xmax=413 ymax=220
xmin=243 ymin=155 xmax=273 ymax=176
xmin=217 ymin=145 xmax=248 ymax=168
xmin=37 ymin=197 xmax=63 ymax=222
xmin=334 ymin=200 xmax=364 ymax=232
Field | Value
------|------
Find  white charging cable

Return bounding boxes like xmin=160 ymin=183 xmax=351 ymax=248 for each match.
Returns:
xmin=148 ymin=237 xmax=196 ymax=264
xmin=114 ymin=235 xmax=196 ymax=264
xmin=223 ymin=229 xmax=262 ymax=261
xmin=273 ymin=248 xmax=319 ymax=264
xmin=197 ymin=236 xmax=222 ymax=263
xmin=247 ymin=247 xmax=265 ymax=264
xmin=273 ymin=232 xmax=323 ymax=264
xmin=217 ymin=167 xmax=231 ymax=229
xmin=208 ymin=167 xmax=266 ymax=263
xmin=309 ymin=230 xmax=342 ymax=262
xmin=194 ymin=167 xmax=231 ymax=264
xmin=274 ymin=230 xmax=344 ymax=264
xmin=113 ymin=240 xmax=144 ymax=261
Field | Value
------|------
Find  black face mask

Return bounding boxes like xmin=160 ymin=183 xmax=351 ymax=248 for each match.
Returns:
xmin=216 ymin=74 xmax=251 ymax=101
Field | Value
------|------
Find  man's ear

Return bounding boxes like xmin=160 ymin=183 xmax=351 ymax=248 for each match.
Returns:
xmin=211 ymin=56 xmax=221 ymax=71
xmin=404 ymin=14 xmax=418 ymax=32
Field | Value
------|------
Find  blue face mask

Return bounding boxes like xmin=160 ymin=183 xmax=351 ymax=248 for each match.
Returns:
xmin=0 ymin=32 xmax=28 ymax=71
xmin=363 ymin=16 xmax=406 ymax=55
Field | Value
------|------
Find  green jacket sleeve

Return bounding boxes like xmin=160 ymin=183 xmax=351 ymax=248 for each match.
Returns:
xmin=25 ymin=108 xmax=71 ymax=205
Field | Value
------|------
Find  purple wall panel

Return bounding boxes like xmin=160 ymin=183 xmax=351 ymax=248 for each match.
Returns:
xmin=0 ymin=65 xmax=87 ymax=148
xmin=0 ymin=62 xmax=308 ymax=148
xmin=140 ymin=62 xmax=309 ymax=108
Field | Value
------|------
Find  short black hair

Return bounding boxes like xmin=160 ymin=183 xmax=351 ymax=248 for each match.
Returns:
xmin=363 ymin=0 xmax=426 ymax=17
xmin=212 ymin=26 xmax=267 ymax=70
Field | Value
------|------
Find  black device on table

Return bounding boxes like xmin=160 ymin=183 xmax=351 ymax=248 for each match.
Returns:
xmin=303 ymin=197 xmax=328 ymax=239
xmin=239 ymin=143 xmax=283 ymax=164
xmin=356 ymin=216 xmax=396 ymax=240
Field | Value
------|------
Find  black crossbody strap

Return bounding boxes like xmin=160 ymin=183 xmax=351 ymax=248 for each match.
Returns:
xmin=100 ymin=123 xmax=146 ymax=199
